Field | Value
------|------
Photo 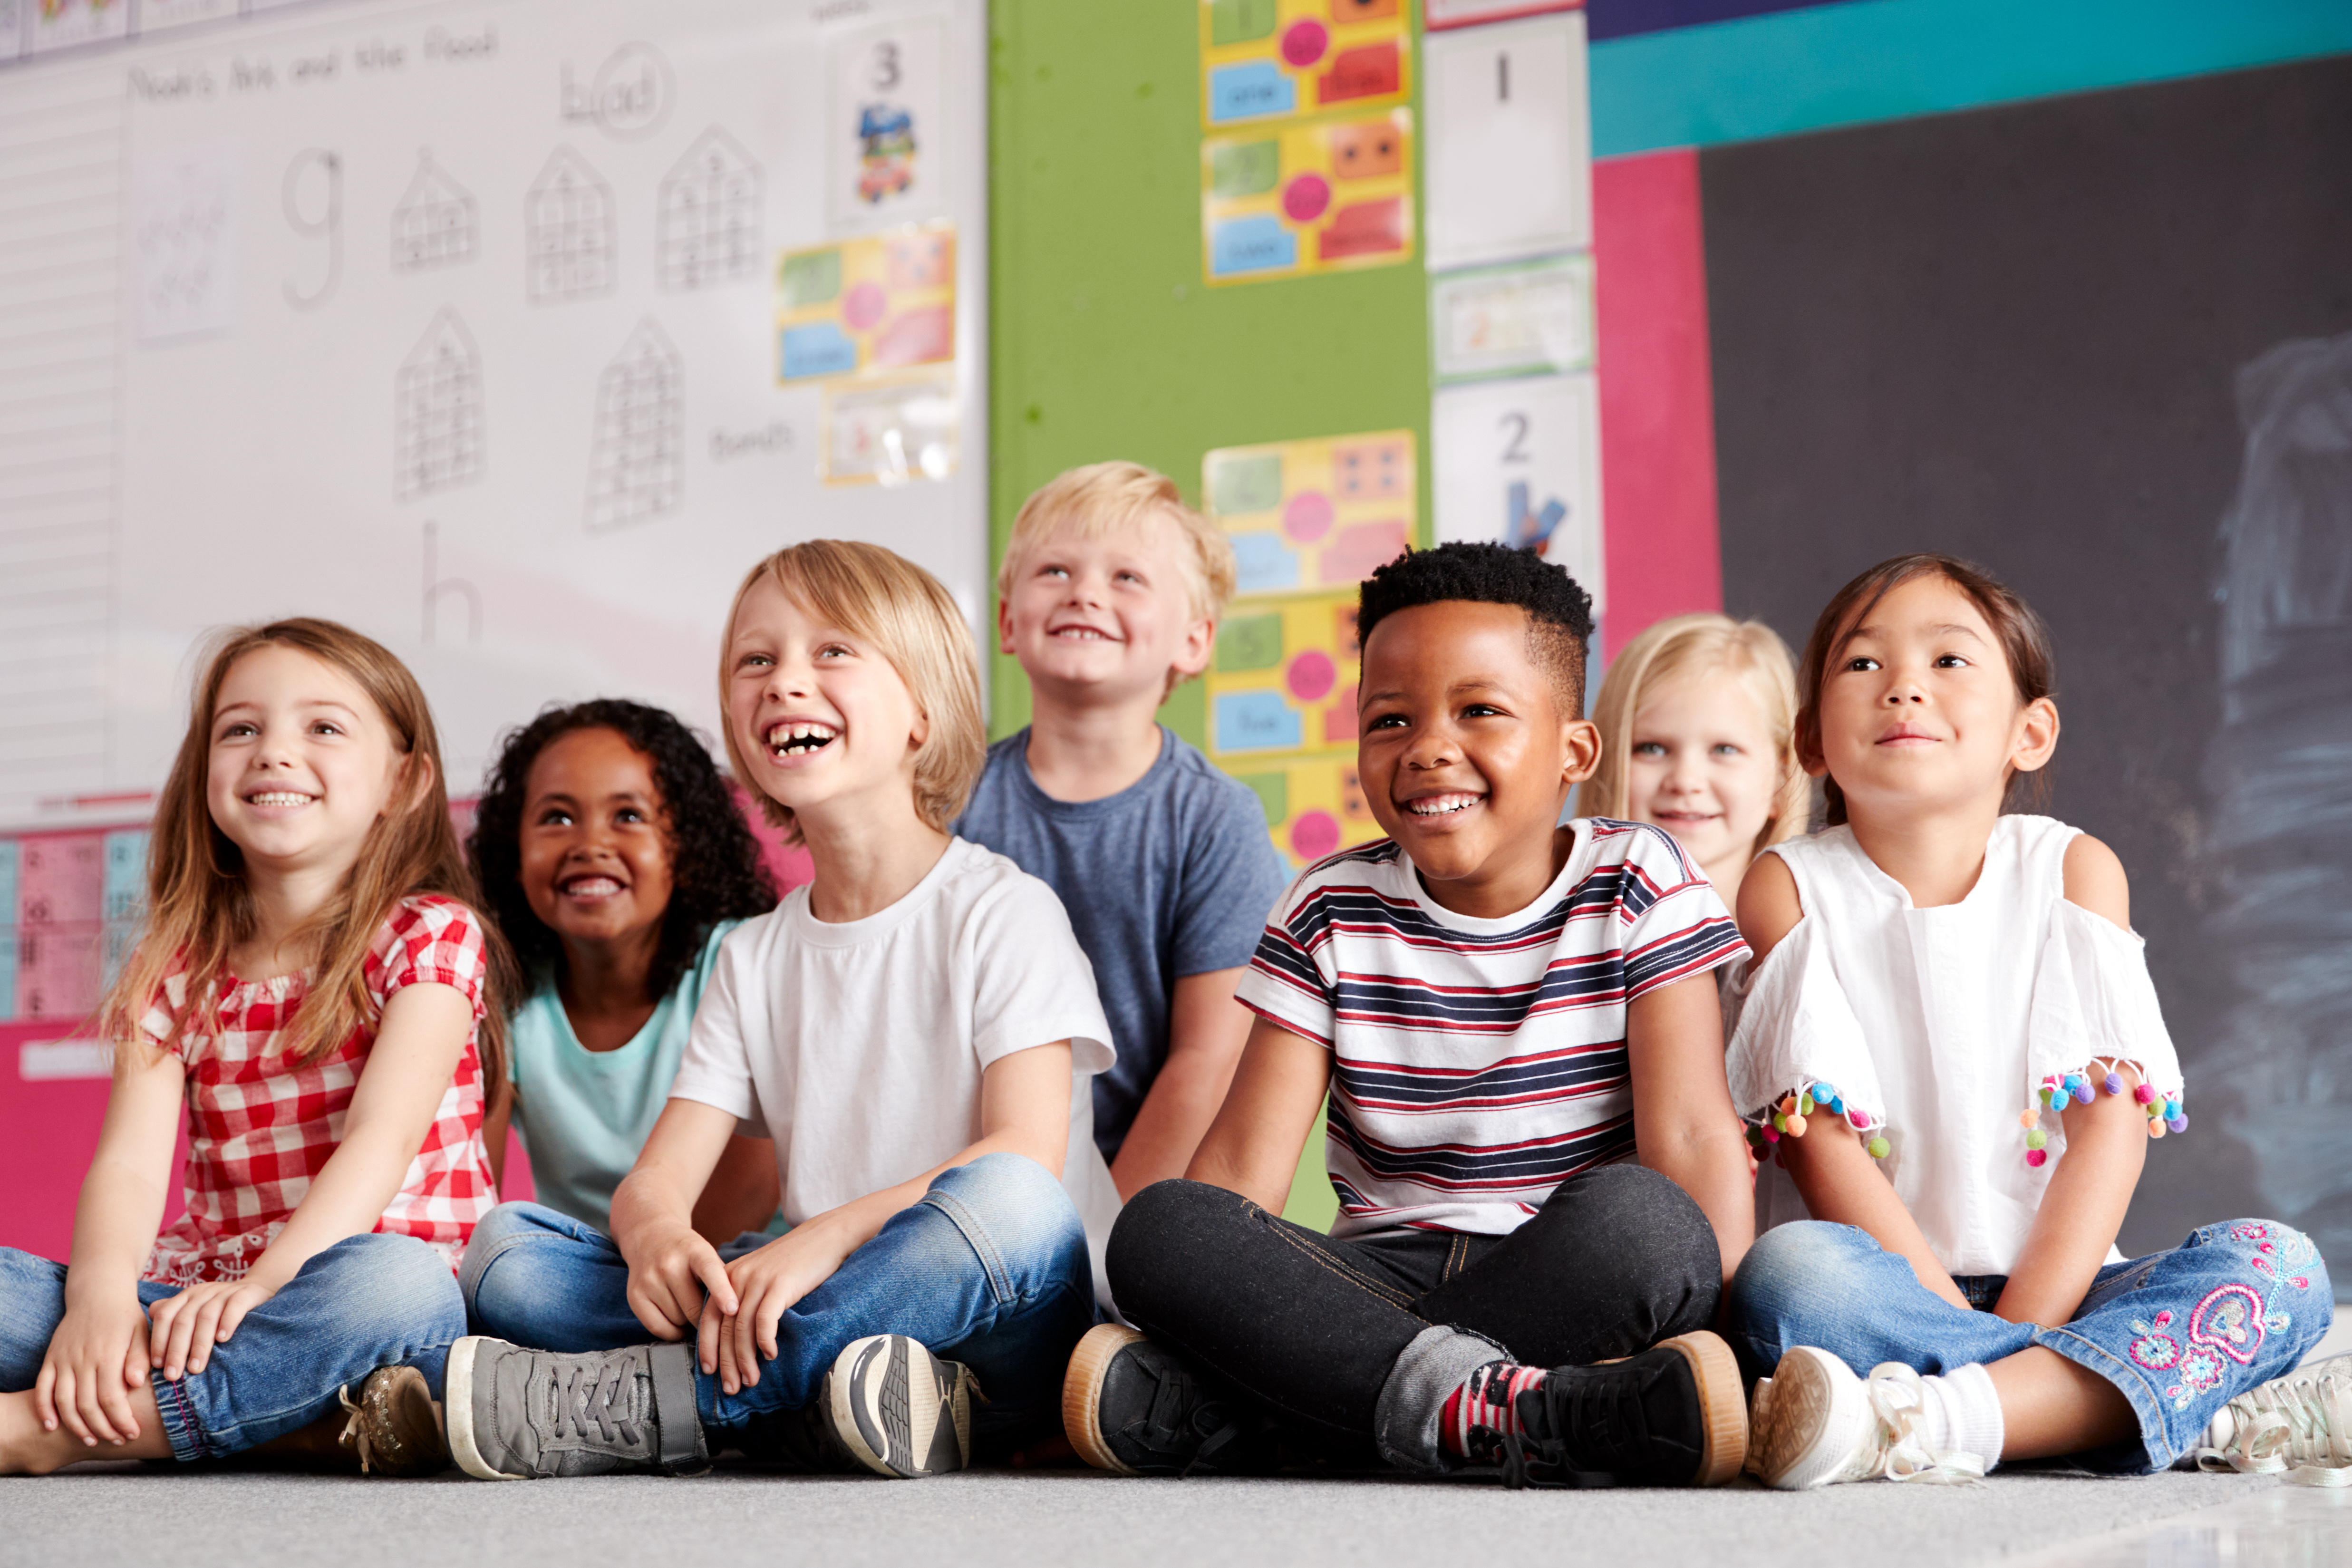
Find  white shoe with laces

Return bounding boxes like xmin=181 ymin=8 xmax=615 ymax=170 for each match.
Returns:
xmin=2196 ymin=1354 xmax=2352 ymax=1486
xmin=1747 ymin=1347 xmax=1987 ymax=1490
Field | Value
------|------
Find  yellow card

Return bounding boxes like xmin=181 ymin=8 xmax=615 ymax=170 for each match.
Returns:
xmin=1202 ymin=108 xmax=1413 ymax=283
xmin=1200 ymin=0 xmax=1413 ymax=129
xmin=1229 ymin=750 xmax=1389 ymax=867
xmin=777 ymin=222 xmax=955 ymax=383
xmin=1204 ymin=429 xmax=1416 ymax=597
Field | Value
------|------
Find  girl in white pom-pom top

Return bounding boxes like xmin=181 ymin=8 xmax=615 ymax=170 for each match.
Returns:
xmin=1730 ymin=554 xmax=2335 ymax=1489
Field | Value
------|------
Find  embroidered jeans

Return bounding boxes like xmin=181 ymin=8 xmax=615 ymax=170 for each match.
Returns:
xmin=1107 ymin=1164 xmax=1723 ymax=1473
xmin=1726 ymin=1217 xmax=2333 ymax=1472
xmin=0 ymin=1233 xmax=466 ymax=1462
xmin=458 ymin=1152 xmax=1098 ymax=1457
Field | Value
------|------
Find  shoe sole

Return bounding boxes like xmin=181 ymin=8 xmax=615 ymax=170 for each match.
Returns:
xmin=1655 ymin=1331 xmax=1749 ymax=1487
xmin=1750 ymin=1346 xmax=1867 ymax=1490
xmin=1743 ymin=1377 xmax=1773 ymax=1479
xmin=347 ymin=1365 xmax=449 ymax=1478
xmin=444 ymin=1336 xmax=524 ymax=1482
xmin=829 ymin=1335 xmax=968 ymax=1479
xmin=1061 ymin=1324 xmax=1146 ymax=1476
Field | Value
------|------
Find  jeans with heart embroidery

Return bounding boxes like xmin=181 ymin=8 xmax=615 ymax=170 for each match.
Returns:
xmin=1725 ymin=1217 xmax=2332 ymax=1471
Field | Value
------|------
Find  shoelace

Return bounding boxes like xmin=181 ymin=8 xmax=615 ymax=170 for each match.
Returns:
xmin=546 ymin=1357 xmax=644 ymax=1451
xmin=1136 ymin=1363 xmax=1272 ymax=1478
xmin=2197 ymin=1369 xmax=2352 ymax=1486
xmin=335 ymin=1382 xmax=377 ymax=1475
xmin=1469 ymin=1372 xmax=1649 ymax=1490
xmin=1856 ymin=1365 xmax=1985 ymax=1486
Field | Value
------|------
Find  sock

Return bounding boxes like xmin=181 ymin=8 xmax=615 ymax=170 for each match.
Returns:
xmin=1916 ymin=1364 xmax=2005 ymax=1467
xmin=1439 ymin=1360 xmax=1548 ymax=1457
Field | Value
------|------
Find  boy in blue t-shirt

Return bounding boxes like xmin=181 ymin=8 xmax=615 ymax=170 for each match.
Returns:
xmin=957 ymin=462 xmax=1289 ymax=1199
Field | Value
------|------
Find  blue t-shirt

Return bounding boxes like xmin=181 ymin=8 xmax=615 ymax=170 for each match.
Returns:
xmin=507 ymin=920 xmax=740 ymax=1235
xmin=953 ymin=726 xmax=1290 ymax=1158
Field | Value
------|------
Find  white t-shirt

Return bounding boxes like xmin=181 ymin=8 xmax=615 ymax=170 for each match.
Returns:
xmin=1726 ymin=816 xmax=2184 ymax=1278
xmin=668 ymin=836 xmax=1122 ymax=1303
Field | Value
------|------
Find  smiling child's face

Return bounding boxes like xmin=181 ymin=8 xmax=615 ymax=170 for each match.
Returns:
xmin=1812 ymin=572 xmax=2054 ymax=819
xmin=1625 ymin=671 xmax=1783 ymax=876
xmin=997 ymin=521 xmax=1212 ymax=709
xmin=1357 ymin=600 xmax=1599 ymax=919
xmin=726 ymin=571 xmax=928 ymax=830
xmin=205 ymin=643 xmax=408 ymax=877
xmin=518 ymin=726 xmax=674 ymax=956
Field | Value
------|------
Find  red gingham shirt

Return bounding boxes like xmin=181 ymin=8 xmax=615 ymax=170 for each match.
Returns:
xmin=140 ymin=896 xmax=494 ymax=1285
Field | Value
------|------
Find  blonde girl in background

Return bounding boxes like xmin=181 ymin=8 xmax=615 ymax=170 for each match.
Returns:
xmin=0 ymin=619 xmax=514 ymax=1478
xmin=1584 ymin=613 xmax=1810 ymax=907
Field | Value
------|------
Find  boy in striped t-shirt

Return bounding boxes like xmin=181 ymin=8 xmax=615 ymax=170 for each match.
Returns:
xmin=1065 ymin=543 xmax=1760 ymax=1489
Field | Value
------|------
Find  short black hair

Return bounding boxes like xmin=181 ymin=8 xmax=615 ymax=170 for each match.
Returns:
xmin=467 ymin=699 xmax=780 ymax=1006
xmin=1357 ymin=543 xmax=1596 ymax=713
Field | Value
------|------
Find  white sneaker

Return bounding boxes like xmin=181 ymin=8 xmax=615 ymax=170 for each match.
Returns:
xmin=1747 ymin=1347 xmax=1987 ymax=1489
xmin=2196 ymin=1354 xmax=2352 ymax=1485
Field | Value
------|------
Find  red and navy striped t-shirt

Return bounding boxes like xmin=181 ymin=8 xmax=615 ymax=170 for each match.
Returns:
xmin=1235 ymin=819 xmax=1749 ymax=1239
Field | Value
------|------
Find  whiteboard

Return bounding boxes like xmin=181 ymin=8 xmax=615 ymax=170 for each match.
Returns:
xmin=0 ymin=0 xmax=988 ymax=824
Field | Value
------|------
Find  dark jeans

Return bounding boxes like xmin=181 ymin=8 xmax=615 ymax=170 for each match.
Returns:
xmin=1107 ymin=1165 xmax=1722 ymax=1472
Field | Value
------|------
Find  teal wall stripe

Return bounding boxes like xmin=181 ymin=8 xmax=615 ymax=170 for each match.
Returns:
xmin=1590 ymin=0 xmax=2352 ymax=156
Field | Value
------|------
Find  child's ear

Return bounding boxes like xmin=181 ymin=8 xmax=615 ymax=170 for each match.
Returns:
xmin=1171 ymin=615 xmax=1216 ymax=679
xmin=996 ymin=595 xmax=1016 ymax=655
xmin=1795 ymin=712 xmax=1830 ymax=779
xmin=1560 ymin=716 xmax=1602 ymax=786
xmin=385 ymin=749 xmax=436 ymax=819
xmin=2010 ymin=695 xmax=2060 ymax=775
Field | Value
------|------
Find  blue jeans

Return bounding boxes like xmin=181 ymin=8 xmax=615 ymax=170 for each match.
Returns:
xmin=1727 ymin=1218 xmax=2334 ymax=1472
xmin=459 ymin=1152 xmax=1098 ymax=1456
xmin=0 ymin=1233 xmax=466 ymax=1462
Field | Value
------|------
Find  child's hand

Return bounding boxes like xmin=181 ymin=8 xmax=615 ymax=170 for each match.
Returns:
xmin=707 ymin=1227 xmax=851 ymax=1396
xmin=36 ymin=1290 xmax=153 ymax=1447
xmin=624 ymin=1221 xmax=737 ymax=1345
xmin=147 ymin=1278 xmax=281 ymax=1380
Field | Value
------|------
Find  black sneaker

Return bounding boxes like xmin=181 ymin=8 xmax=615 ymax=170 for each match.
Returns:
xmin=1473 ymin=1331 xmax=1748 ymax=1489
xmin=1062 ymin=1324 xmax=1280 ymax=1477
xmin=445 ymin=1336 xmax=708 ymax=1481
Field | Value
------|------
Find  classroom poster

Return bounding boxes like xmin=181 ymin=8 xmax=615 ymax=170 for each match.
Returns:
xmin=1199 ymin=0 xmax=1412 ymax=130
xmin=776 ymin=222 xmax=956 ymax=382
xmin=1201 ymin=107 xmax=1414 ymax=283
xmin=1203 ymin=429 xmax=1416 ymax=867
xmin=1428 ymin=252 xmax=1592 ymax=383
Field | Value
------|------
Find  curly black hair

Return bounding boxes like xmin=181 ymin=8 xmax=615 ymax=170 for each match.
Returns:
xmin=466 ymin=699 xmax=779 ymax=1007
xmin=1358 ymin=542 xmax=1596 ymax=714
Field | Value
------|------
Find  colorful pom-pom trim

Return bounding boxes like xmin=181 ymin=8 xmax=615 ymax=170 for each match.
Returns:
xmin=1744 ymin=1081 xmax=1887 ymax=1161
xmin=2021 ymin=1059 xmax=2184 ymax=1167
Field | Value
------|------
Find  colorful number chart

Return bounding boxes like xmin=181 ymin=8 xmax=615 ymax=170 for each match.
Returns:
xmin=0 ymin=828 xmax=148 ymax=1025
xmin=776 ymin=222 xmax=957 ymax=384
xmin=1200 ymin=0 xmax=1413 ymax=129
xmin=1203 ymin=430 xmax=1418 ymax=867
xmin=1202 ymin=108 xmax=1415 ymax=284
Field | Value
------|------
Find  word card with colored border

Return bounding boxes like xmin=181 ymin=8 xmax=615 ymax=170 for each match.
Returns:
xmin=776 ymin=222 xmax=955 ymax=383
xmin=1231 ymin=750 xmax=1386 ymax=867
xmin=1207 ymin=589 xmax=1363 ymax=759
xmin=1204 ymin=429 xmax=1416 ymax=597
xmin=1202 ymin=108 xmax=1413 ymax=283
xmin=1200 ymin=0 xmax=1411 ymax=129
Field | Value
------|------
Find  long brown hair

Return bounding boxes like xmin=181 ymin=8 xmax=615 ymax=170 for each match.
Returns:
xmin=100 ymin=619 xmax=516 ymax=1079
xmin=1795 ymin=554 xmax=2057 ymax=826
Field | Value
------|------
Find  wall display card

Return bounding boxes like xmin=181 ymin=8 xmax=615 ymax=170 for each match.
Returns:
xmin=1205 ymin=428 xmax=1416 ymax=596
xmin=132 ymin=140 xmax=241 ymax=343
xmin=0 ymin=840 xmax=17 ymax=1019
xmin=1201 ymin=108 xmax=1413 ymax=284
xmin=1425 ymin=0 xmax=1582 ymax=29
xmin=0 ymin=2 xmax=19 ymax=65
xmin=1432 ymin=372 xmax=1605 ymax=610
xmin=1230 ymin=751 xmax=1385 ymax=867
xmin=820 ymin=369 xmax=957 ymax=485
xmin=828 ymin=14 xmax=949 ymax=230
xmin=1206 ymin=589 xmax=1363 ymax=758
xmin=29 ymin=0 xmax=126 ymax=53
xmin=1423 ymin=12 xmax=1590 ymax=271
xmin=138 ymin=0 xmax=241 ymax=32
xmin=1430 ymin=253 xmax=1592 ymax=383
xmin=776 ymin=222 xmax=955 ymax=382
xmin=1200 ymin=0 xmax=1411 ymax=130
xmin=14 ymin=833 xmax=104 ymax=1022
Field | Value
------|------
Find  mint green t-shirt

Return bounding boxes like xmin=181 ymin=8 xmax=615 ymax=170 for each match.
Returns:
xmin=509 ymin=920 xmax=739 ymax=1235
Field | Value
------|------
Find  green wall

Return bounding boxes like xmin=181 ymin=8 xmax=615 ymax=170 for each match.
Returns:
xmin=988 ymin=3 xmax=1434 ymax=1230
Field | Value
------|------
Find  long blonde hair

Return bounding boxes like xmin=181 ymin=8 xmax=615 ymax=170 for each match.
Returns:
xmin=721 ymin=541 xmax=986 ymax=843
xmin=99 ymin=619 xmax=515 ymax=1079
xmin=1584 ymin=612 xmax=1810 ymax=859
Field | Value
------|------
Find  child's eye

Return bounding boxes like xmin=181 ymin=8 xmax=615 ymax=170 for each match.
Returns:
xmin=1366 ymin=712 xmax=1409 ymax=730
xmin=1115 ymin=570 xmax=1142 ymax=585
xmin=1462 ymin=704 xmax=1503 ymax=719
xmin=1712 ymin=743 xmax=1743 ymax=758
xmin=1631 ymin=741 xmax=1665 ymax=757
xmin=1039 ymin=564 xmax=1068 ymax=579
xmin=310 ymin=721 xmax=343 ymax=736
xmin=1935 ymin=654 xmax=1970 ymax=669
xmin=738 ymin=652 xmax=774 ymax=671
xmin=615 ymin=807 xmax=646 ymax=825
xmin=815 ymin=643 xmax=852 ymax=660
xmin=1844 ymin=656 xmax=1881 ymax=672
xmin=536 ymin=808 xmax=574 ymax=827
xmin=218 ymin=721 xmax=256 ymax=739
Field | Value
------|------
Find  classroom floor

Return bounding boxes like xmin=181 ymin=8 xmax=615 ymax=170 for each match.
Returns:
xmin=9 ymin=1308 xmax=2349 ymax=1568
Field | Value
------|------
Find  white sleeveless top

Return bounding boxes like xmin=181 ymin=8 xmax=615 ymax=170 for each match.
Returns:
xmin=1725 ymin=816 xmax=2184 ymax=1278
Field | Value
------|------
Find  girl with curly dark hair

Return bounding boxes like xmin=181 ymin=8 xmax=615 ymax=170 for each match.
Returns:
xmin=458 ymin=700 xmax=781 ymax=1302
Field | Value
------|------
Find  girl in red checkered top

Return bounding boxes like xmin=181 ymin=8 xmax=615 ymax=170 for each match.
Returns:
xmin=0 ymin=618 xmax=517 ymax=1478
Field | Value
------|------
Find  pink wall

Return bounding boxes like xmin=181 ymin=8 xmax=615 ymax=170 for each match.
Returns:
xmin=1594 ymin=147 xmax=1725 ymax=653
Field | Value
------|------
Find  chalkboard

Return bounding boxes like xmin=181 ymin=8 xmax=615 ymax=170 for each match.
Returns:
xmin=1703 ymin=52 xmax=2352 ymax=1276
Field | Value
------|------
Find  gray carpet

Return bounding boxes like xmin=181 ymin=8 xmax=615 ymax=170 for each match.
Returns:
xmin=0 ymin=1463 xmax=2285 ymax=1568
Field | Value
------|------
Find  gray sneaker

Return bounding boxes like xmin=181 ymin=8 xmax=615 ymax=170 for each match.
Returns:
xmin=445 ymin=1336 xmax=707 ymax=1481
xmin=825 ymin=1334 xmax=978 ymax=1478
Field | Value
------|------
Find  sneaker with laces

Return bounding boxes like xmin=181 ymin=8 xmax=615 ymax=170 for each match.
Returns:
xmin=1748 ymin=1347 xmax=1985 ymax=1490
xmin=445 ymin=1336 xmax=707 ymax=1481
xmin=2197 ymin=1354 xmax=2352 ymax=1483
xmin=336 ymin=1365 xmax=449 ymax=1477
xmin=1471 ymin=1330 xmax=1748 ymax=1489
xmin=824 ymin=1334 xmax=978 ymax=1479
xmin=1062 ymin=1324 xmax=1279 ymax=1477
